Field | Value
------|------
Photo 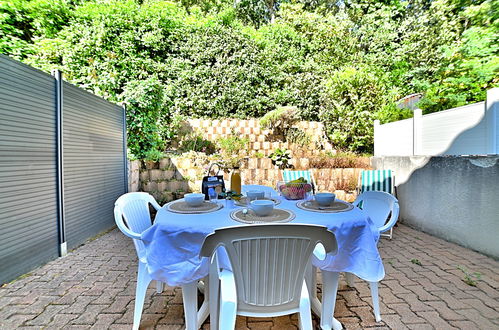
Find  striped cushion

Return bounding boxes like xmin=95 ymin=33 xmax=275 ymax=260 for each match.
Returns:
xmin=282 ymin=170 xmax=312 ymax=183
xmin=360 ymin=170 xmax=393 ymax=194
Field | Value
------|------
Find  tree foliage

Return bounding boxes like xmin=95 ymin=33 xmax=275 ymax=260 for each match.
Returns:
xmin=1 ymin=0 xmax=497 ymax=155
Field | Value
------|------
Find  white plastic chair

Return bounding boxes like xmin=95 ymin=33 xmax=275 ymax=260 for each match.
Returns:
xmin=114 ymin=192 xmax=207 ymax=330
xmin=241 ymin=184 xmax=278 ymax=197
xmin=282 ymin=170 xmax=316 ymax=194
xmin=345 ymin=191 xmax=400 ymax=322
xmin=354 ymin=191 xmax=399 ymax=243
xmin=200 ymin=224 xmax=337 ymax=330
xmin=357 ymin=169 xmax=396 ymax=239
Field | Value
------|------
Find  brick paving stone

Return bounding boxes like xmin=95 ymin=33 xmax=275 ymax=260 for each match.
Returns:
xmin=25 ymin=304 xmax=68 ymax=325
xmin=394 ymin=293 xmax=434 ymax=312
xmin=45 ymin=313 xmax=79 ymax=328
xmin=404 ymin=286 xmax=440 ymax=302
xmin=247 ymin=321 xmax=273 ymax=330
xmin=416 ymin=311 xmax=458 ymax=330
xmin=386 ymin=303 xmax=426 ymax=324
xmin=351 ymin=305 xmax=380 ymax=327
xmin=161 ymin=304 xmax=184 ymax=324
xmin=102 ymin=295 xmax=134 ymax=313
xmin=235 ymin=316 xmax=250 ymax=329
xmin=425 ymin=301 xmax=466 ymax=321
xmin=1 ymin=225 xmax=498 ymax=330
xmin=378 ymin=287 xmax=405 ymax=305
xmin=334 ymin=300 xmax=356 ymax=317
xmin=381 ymin=314 xmax=409 ymax=330
xmin=155 ymin=325 xmax=184 ymax=330
xmin=270 ymin=315 xmax=296 ymax=330
xmin=63 ymin=295 xmax=99 ymax=314
xmin=1 ymin=313 xmax=37 ymax=328
xmin=459 ymin=298 xmax=499 ymax=319
xmin=448 ymin=320 xmax=481 ymax=329
xmin=406 ymin=324 xmax=434 ymax=330
xmin=339 ymin=290 xmax=369 ymax=307
xmin=467 ymin=290 xmax=499 ymax=309
xmin=455 ymin=308 xmax=498 ymax=329
xmin=336 ymin=316 xmax=362 ymax=329
xmin=414 ymin=278 xmax=445 ymax=292
xmin=70 ymin=304 xmax=108 ymax=325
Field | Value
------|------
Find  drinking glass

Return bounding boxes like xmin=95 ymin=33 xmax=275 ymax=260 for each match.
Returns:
xmin=208 ymin=188 xmax=218 ymax=204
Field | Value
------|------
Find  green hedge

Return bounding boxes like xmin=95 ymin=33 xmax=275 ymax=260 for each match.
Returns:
xmin=2 ymin=0 xmax=496 ymax=156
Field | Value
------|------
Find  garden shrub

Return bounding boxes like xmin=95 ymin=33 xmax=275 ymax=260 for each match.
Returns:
xmin=259 ymin=106 xmax=299 ymax=140
xmin=2 ymin=0 xmax=496 ymax=156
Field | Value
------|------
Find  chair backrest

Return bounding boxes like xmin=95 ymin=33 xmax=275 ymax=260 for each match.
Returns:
xmin=282 ymin=170 xmax=313 ymax=184
xmin=354 ymin=191 xmax=399 ymax=234
xmin=241 ymin=184 xmax=278 ymax=197
xmin=359 ymin=169 xmax=394 ymax=195
xmin=114 ymin=192 xmax=161 ymax=258
xmin=200 ymin=224 xmax=337 ymax=314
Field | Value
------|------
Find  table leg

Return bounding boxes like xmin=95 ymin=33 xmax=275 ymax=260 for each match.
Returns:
xmin=181 ymin=280 xmax=210 ymax=330
xmin=182 ymin=282 xmax=198 ymax=330
xmin=321 ymin=271 xmax=341 ymax=330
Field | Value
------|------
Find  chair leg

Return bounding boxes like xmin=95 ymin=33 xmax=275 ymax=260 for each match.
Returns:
xmin=182 ymin=281 xmax=199 ymax=330
xmin=133 ymin=262 xmax=152 ymax=330
xmin=209 ymin=266 xmax=220 ymax=330
xmin=219 ymin=270 xmax=237 ymax=330
xmin=345 ymin=272 xmax=355 ymax=287
xmin=369 ymin=281 xmax=381 ymax=322
xmin=307 ymin=265 xmax=321 ymax=317
xmin=156 ymin=280 xmax=163 ymax=293
xmin=321 ymin=271 xmax=340 ymax=330
xmin=298 ymin=280 xmax=313 ymax=330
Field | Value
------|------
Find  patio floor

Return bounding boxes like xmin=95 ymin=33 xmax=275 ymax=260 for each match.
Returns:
xmin=1 ymin=224 xmax=497 ymax=330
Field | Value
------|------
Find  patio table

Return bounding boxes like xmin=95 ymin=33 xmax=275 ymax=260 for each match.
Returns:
xmin=141 ymin=197 xmax=385 ymax=329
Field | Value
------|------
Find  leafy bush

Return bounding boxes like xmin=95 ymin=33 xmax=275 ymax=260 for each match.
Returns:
xmin=2 ymin=0 xmax=495 ymax=156
xmin=309 ymin=152 xmax=370 ymax=169
xmin=269 ymin=148 xmax=292 ymax=169
xmin=217 ymin=134 xmax=249 ymax=157
xmin=217 ymin=134 xmax=250 ymax=168
xmin=122 ymin=77 xmax=165 ymax=159
xmin=286 ymin=128 xmax=311 ymax=147
xmin=143 ymin=149 xmax=165 ymax=162
xmin=179 ymin=134 xmax=217 ymax=154
xmin=260 ymin=106 xmax=299 ymax=140
xmin=319 ymin=67 xmax=400 ymax=153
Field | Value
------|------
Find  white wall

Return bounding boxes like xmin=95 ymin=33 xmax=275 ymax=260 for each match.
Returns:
xmin=375 ymin=88 xmax=499 ymax=156
xmin=374 ymin=118 xmax=413 ymax=156
xmin=421 ymin=102 xmax=486 ymax=155
xmin=372 ymin=155 xmax=499 ymax=259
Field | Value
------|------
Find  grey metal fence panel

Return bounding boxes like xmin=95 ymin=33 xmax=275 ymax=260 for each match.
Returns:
xmin=62 ymin=82 xmax=125 ymax=249
xmin=0 ymin=55 xmax=59 ymax=284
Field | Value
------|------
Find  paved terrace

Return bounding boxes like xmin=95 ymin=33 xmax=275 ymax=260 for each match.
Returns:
xmin=1 ymin=224 xmax=498 ymax=330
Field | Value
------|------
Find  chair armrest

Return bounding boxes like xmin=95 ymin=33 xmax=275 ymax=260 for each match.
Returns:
xmin=378 ymin=202 xmax=400 ymax=234
xmin=149 ymin=198 xmax=162 ymax=211
xmin=313 ymin=244 xmax=327 ymax=260
xmin=114 ymin=209 xmax=142 ymax=240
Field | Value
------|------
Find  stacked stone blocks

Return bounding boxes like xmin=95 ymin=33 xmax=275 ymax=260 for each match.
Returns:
xmin=131 ymin=158 xmax=362 ymax=203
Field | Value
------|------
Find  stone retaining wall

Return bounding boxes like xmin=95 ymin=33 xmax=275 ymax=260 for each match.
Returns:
xmin=185 ymin=118 xmax=333 ymax=157
xmin=129 ymin=157 xmax=363 ymax=204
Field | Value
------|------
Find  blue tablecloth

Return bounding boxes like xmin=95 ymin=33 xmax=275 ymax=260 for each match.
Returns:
xmin=141 ymin=198 xmax=385 ymax=287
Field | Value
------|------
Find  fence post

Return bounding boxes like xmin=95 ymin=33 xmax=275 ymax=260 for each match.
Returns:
xmin=52 ymin=69 xmax=67 ymax=257
xmin=413 ymin=109 xmax=423 ymax=155
xmin=123 ymin=103 xmax=129 ymax=193
xmin=374 ymin=119 xmax=380 ymax=156
xmin=485 ymin=88 xmax=498 ymax=155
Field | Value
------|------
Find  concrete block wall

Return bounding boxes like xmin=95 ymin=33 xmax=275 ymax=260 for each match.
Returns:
xmin=186 ymin=118 xmax=333 ymax=157
xmin=129 ymin=157 xmax=361 ymax=203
